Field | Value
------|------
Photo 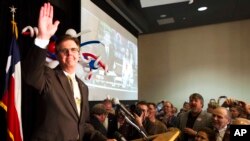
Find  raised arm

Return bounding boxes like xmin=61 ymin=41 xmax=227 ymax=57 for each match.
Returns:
xmin=24 ymin=3 xmax=60 ymax=91
xmin=37 ymin=2 xmax=60 ymax=40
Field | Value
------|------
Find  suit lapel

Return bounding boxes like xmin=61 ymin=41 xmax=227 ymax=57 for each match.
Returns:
xmin=76 ymin=76 xmax=86 ymax=121
xmin=55 ymin=68 xmax=79 ymax=117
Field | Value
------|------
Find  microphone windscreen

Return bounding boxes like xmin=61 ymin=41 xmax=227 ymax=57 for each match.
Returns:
xmin=113 ymin=97 xmax=120 ymax=105
xmin=114 ymin=131 xmax=126 ymax=141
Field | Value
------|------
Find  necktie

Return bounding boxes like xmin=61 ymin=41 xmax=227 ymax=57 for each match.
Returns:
xmin=67 ymin=75 xmax=73 ymax=92
xmin=67 ymin=75 xmax=81 ymax=115
xmin=215 ymin=129 xmax=222 ymax=141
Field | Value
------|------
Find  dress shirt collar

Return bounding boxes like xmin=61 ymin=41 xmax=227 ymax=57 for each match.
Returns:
xmin=64 ymin=71 xmax=76 ymax=80
xmin=218 ymin=125 xmax=227 ymax=133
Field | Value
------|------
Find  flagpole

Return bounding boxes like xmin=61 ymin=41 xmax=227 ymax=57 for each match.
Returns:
xmin=0 ymin=5 xmax=23 ymax=141
xmin=9 ymin=5 xmax=18 ymax=39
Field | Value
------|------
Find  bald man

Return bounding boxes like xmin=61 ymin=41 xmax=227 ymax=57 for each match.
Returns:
xmin=212 ymin=107 xmax=231 ymax=141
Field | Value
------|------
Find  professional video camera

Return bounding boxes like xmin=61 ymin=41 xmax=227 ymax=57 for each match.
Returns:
xmin=208 ymin=96 xmax=227 ymax=108
xmin=208 ymin=96 xmax=246 ymax=108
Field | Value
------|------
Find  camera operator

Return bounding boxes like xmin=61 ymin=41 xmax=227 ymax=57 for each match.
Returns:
xmin=221 ymin=98 xmax=245 ymax=107
xmin=118 ymin=101 xmax=149 ymax=140
xmin=221 ymin=98 xmax=250 ymax=119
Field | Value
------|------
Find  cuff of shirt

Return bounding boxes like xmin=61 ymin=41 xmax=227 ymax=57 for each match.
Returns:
xmin=34 ymin=38 xmax=50 ymax=49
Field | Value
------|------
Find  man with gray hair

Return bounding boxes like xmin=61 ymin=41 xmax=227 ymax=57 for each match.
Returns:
xmin=90 ymin=103 xmax=109 ymax=137
xmin=212 ymin=107 xmax=231 ymax=141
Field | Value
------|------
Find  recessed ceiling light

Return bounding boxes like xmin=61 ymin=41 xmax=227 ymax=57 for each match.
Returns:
xmin=160 ymin=14 xmax=167 ymax=18
xmin=198 ymin=6 xmax=207 ymax=11
xmin=157 ymin=17 xmax=175 ymax=25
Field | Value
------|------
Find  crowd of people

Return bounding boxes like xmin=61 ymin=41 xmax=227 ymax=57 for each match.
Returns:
xmin=90 ymin=93 xmax=250 ymax=141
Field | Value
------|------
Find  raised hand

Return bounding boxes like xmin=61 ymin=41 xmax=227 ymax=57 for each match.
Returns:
xmin=183 ymin=127 xmax=197 ymax=136
xmin=134 ymin=112 xmax=144 ymax=127
xmin=37 ymin=2 xmax=60 ymax=40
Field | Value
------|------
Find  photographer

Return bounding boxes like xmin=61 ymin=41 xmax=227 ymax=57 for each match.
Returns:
xmin=118 ymin=101 xmax=149 ymax=140
xmin=147 ymin=102 xmax=168 ymax=135
xmin=221 ymin=98 xmax=250 ymax=119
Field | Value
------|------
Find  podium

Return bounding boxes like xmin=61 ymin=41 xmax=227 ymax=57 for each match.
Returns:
xmin=131 ymin=128 xmax=180 ymax=141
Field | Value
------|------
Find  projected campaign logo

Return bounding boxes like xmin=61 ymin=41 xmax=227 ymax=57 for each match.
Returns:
xmin=79 ymin=7 xmax=138 ymax=100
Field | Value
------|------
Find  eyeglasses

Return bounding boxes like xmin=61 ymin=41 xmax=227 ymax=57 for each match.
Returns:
xmin=58 ymin=47 xmax=79 ymax=54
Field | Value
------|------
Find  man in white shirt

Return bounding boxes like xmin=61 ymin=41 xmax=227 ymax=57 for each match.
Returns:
xmin=212 ymin=107 xmax=231 ymax=141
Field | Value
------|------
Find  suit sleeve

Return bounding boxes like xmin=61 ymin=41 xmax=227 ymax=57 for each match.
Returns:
xmin=83 ymin=123 xmax=108 ymax=141
xmin=23 ymin=45 xmax=48 ymax=93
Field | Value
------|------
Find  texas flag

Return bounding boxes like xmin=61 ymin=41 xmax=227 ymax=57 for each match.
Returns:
xmin=0 ymin=20 xmax=23 ymax=141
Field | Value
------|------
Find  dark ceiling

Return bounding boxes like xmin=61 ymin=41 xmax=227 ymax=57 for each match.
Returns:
xmin=91 ymin=0 xmax=250 ymax=37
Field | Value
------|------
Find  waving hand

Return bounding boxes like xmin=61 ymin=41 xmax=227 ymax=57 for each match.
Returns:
xmin=37 ymin=2 xmax=60 ymax=40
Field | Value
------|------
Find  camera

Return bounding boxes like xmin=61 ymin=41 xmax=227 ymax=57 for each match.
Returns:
xmin=130 ymin=104 xmax=142 ymax=116
xmin=156 ymin=101 xmax=164 ymax=112
xmin=134 ymin=107 xmax=142 ymax=116
xmin=232 ymin=100 xmax=239 ymax=105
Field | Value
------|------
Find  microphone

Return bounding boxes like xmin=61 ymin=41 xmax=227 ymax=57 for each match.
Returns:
xmin=114 ymin=131 xmax=127 ymax=141
xmin=113 ymin=98 xmax=135 ymax=120
xmin=114 ymin=98 xmax=149 ymax=141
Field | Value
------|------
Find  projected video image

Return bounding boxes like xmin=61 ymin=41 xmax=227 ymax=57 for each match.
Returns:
xmin=78 ymin=7 xmax=138 ymax=100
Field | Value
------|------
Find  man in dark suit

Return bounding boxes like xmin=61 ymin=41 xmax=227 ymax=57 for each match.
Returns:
xmin=90 ymin=103 xmax=109 ymax=136
xmin=102 ymin=99 xmax=118 ymax=138
xmin=212 ymin=107 xmax=231 ymax=141
xmin=24 ymin=2 xmax=115 ymax=141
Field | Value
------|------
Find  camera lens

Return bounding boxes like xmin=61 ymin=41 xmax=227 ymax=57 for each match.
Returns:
xmin=134 ymin=107 xmax=142 ymax=116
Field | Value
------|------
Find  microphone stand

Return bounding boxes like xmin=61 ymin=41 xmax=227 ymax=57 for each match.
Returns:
xmin=120 ymin=110 xmax=149 ymax=141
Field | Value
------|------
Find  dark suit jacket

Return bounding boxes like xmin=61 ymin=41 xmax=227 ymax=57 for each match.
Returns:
xmin=106 ymin=113 xmax=118 ymax=138
xmin=177 ymin=110 xmax=212 ymax=141
xmin=90 ymin=115 xmax=107 ymax=136
xmin=223 ymin=127 xmax=230 ymax=141
xmin=24 ymin=46 xmax=106 ymax=141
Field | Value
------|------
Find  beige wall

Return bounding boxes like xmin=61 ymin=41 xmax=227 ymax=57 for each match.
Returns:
xmin=138 ymin=19 xmax=250 ymax=109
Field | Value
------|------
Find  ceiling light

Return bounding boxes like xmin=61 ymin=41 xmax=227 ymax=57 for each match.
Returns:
xmin=198 ymin=6 xmax=207 ymax=11
xmin=140 ymin=0 xmax=189 ymax=8
xmin=160 ymin=14 xmax=167 ymax=18
xmin=157 ymin=17 xmax=175 ymax=25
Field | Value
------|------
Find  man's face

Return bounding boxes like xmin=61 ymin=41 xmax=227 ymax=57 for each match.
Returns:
xmin=246 ymin=104 xmax=250 ymax=113
xmin=138 ymin=104 xmax=149 ymax=121
xmin=189 ymin=98 xmax=203 ymax=113
xmin=163 ymin=102 xmax=172 ymax=114
xmin=148 ymin=104 xmax=156 ymax=118
xmin=104 ymin=101 xmax=113 ymax=113
xmin=212 ymin=108 xmax=230 ymax=130
xmin=183 ymin=103 xmax=190 ymax=111
xmin=97 ymin=114 xmax=107 ymax=123
xmin=230 ymin=107 xmax=240 ymax=118
xmin=57 ymin=40 xmax=79 ymax=70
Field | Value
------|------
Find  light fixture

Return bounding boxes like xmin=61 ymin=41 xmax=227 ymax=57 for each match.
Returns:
xmin=198 ymin=6 xmax=207 ymax=11
xmin=160 ymin=14 xmax=167 ymax=18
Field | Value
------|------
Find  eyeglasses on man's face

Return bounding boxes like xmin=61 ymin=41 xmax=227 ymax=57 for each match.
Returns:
xmin=58 ymin=47 xmax=79 ymax=54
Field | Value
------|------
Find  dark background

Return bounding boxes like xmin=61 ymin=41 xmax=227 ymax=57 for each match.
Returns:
xmin=91 ymin=0 xmax=250 ymax=36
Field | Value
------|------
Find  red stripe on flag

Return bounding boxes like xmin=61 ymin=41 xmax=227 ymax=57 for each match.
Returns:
xmin=1 ymin=22 xmax=23 ymax=141
xmin=1 ymin=76 xmax=22 ymax=141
